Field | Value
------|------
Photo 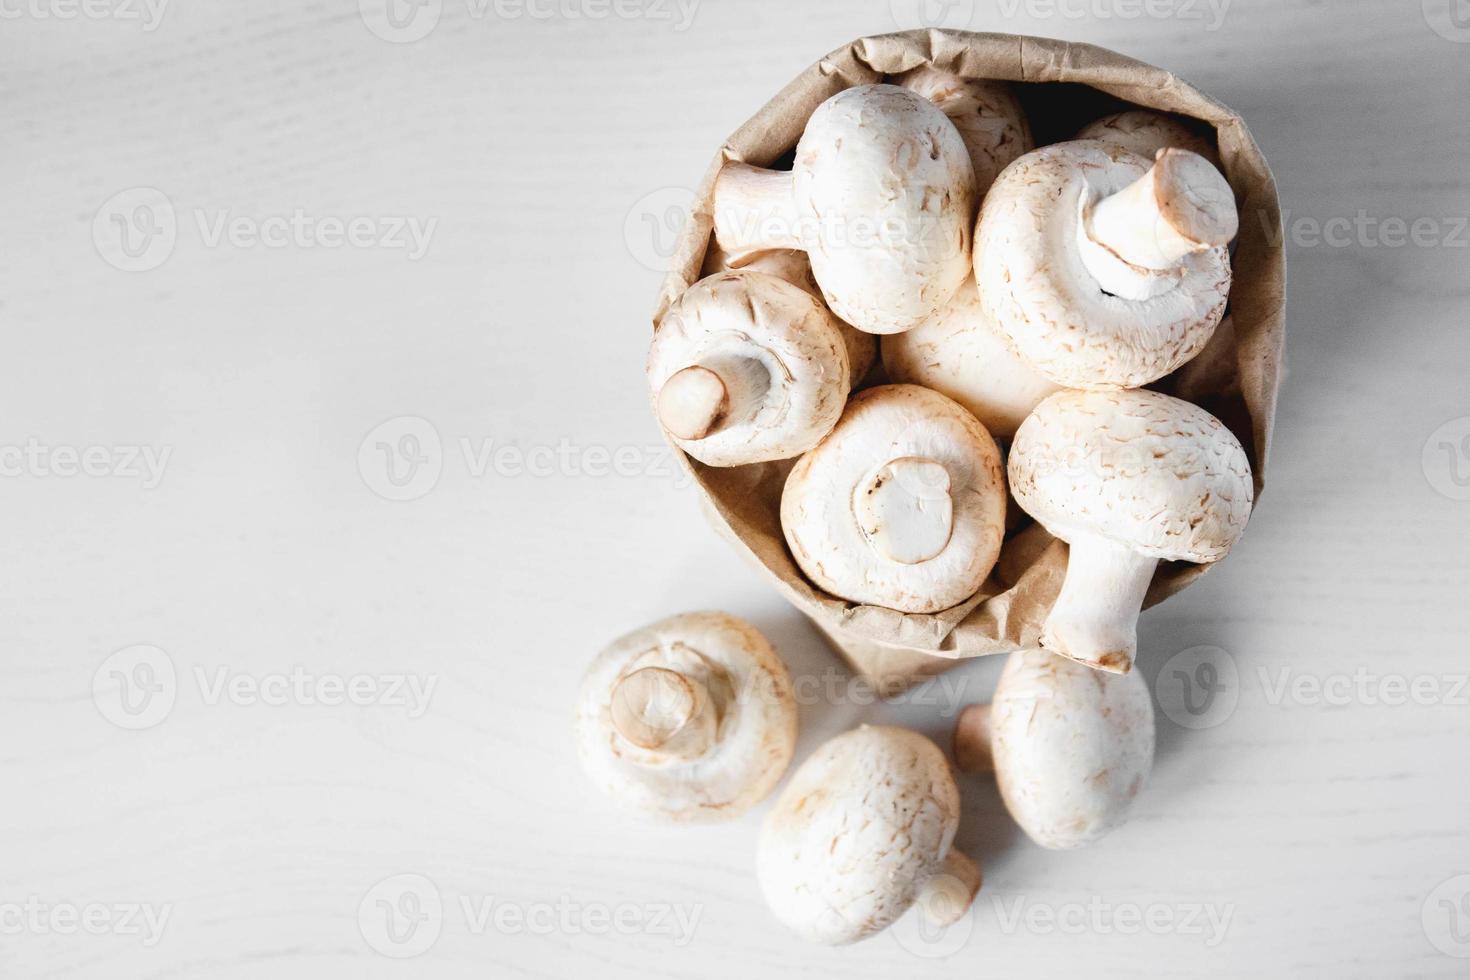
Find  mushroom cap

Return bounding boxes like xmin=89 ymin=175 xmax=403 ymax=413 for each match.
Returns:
xmin=795 ymin=84 xmax=976 ymax=335
xmin=758 ymin=725 xmax=961 ymax=945
xmin=647 ymin=270 xmax=850 ymax=466
xmin=705 ymin=246 xmax=877 ymax=387
xmin=881 ymin=275 xmax=1062 ymax=440
xmin=573 ymin=611 xmax=797 ymax=823
xmin=892 ymin=67 xmax=1033 ymax=193
xmin=974 ymin=140 xmax=1231 ymax=389
xmin=991 ymin=648 xmax=1154 ymax=849
xmin=1074 ymin=109 xmax=1220 ymax=170
xmin=1008 ymin=388 xmax=1254 ymax=563
xmin=782 ymin=384 xmax=1006 ymax=614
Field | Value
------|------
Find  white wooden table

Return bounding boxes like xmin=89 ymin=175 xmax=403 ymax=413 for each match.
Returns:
xmin=3 ymin=0 xmax=1469 ymax=975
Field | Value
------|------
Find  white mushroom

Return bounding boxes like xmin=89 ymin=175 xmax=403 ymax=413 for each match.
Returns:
xmin=1074 ymin=109 xmax=1220 ymax=170
xmin=974 ymin=140 xmax=1236 ymax=389
xmin=954 ymin=648 xmax=1154 ymax=849
xmin=881 ymin=275 xmax=1062 ymax=440
xmin=574 ymin=611 xmax=797 ymax=822
xmin=713 ymin=84 xmax=976 ymax=335
xmin=1008 ymin=389 xmax=1254 ymax=672
xmin=647 ymin=270 xmax=850 ymax=466
xmin=782 ymin=385 xmax=1006 ymax=614
xmin=893 ymin=65 xmax=1033 ymax=193
xmin=703 ymin=245 xmax=877 ymax=387
xmin=758 ymin=725 xmax=980 ymax=945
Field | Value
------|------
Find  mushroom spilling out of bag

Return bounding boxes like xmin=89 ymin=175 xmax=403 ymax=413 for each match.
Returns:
xmin=954 ymin=648 xmax=1155 ymax=849
xmin=757 ymin=725 xmax=981 ymax=945
xmin=781 ymin=385 xmax=1007 ymax=614
xmin=712 ymin=84 xmax=976 ymax=336
xmin=974 ymin=140 xmax=1237 ymax=389
xmin=1008 ymin=389 xmax=1255 ymax=672
xmin=647 ymin=270 xmax=851 ymax=466
xmin=573 ymin=611 xmax=798 ymax=823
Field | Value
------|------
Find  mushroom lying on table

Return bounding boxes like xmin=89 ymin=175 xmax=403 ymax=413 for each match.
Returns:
xmin=712 ymin=84 xmax=976 ymax=335
xmin=954 ymin=648 xmax=1154 ymax=849
xmin=702 ymin=245 xmax=876 ymax=387
xmin=574 ymin=611 xmax=797 ymax=822
xmin=881 ymin=275 xmax=1061 ymax=441
xmin=758 ymin=725 xmax=980 ymax=945
xmin=647 ymin=270 xmax=850 ymax=467
xmin=1074 ymin=109 xmax=1221 ymax=170
xmin=782 ymin=385 xmax=1007 ymax=614
xmin=892 ymin=65 xmax=1032 ymax=194
xmin=1008 ymin=389 xmax=1254 ymax=672
xmin=974 ymin=140 xmax=1237 ymax=389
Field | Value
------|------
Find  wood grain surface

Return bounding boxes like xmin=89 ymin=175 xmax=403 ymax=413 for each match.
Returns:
xmin=2 ymin=0 xmax=1468 ymax=976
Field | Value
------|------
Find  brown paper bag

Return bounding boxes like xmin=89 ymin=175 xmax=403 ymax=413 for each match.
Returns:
xmin=652 ymin=30 xmax=1286 ymax=693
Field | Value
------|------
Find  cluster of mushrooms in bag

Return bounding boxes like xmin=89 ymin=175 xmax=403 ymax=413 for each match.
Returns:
xmin=575 ymin=32 xmax=1283 ymax=946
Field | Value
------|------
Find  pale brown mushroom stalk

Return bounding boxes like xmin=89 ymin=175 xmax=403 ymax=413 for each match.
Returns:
xmin=1077 ymin=147 xmax=1239 ymax=302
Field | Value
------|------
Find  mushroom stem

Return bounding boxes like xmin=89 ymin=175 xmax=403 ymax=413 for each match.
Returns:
xmin=656 ymin=356 xmax=770 ymax=443
xmin=1043 ymin=533 xmax=1158 ymax=674
xmin=610 ymin=667 xmax=718 ymax=762
xmin=917 ymin=850 xmax=982 ymax=927
xmin=1079 ymin=148 xmax=1237 ymax=301
xmin=713 ymin=163 xmax=804 ymax=255
xmin=952 ymin=704 xmax=994 ymax=773
xmin=852 ymin=457 xmax=955 ymax=565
